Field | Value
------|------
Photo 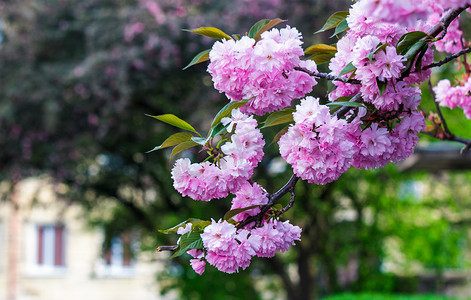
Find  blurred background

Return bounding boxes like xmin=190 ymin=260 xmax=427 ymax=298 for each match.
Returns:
xmin=1 ymin=0 xmax=471 ymax=299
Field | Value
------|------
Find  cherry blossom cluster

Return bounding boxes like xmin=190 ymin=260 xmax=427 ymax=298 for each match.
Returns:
xmin=171 ymin=109 xmax=264 ymax=201
xmin=157 ymin=0 xmax=471 ymax=276
xmin=278 ymin=97 xmax=425 ymax=181
xmin=349 ymin=111 xmax=425 ymax=170
xmin=178 ymin=218 xmax=301 ymax=275
xmin=207 ymin=26 xmax=318 ymax=115
xmin=278 ymin=97 xmax=354 ymax=184
xmin=434 ymin=78 xmax=471 ymax=119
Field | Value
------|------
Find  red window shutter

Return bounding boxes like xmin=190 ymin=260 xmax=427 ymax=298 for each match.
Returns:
xmin=37 ymin=226 xmax=44 ymax=265
xmin=122 ymin=232 xmax=132 ymax=266
xmin=54 ymin=226 xmax=64 ymax=266
xmin=105 ymin=249 xmax=111 ymax=265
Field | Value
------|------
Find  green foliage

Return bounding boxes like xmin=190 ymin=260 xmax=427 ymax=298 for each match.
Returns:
xmin=184 ymin=27 xmax=233 ymax=40
xmin=396 ymin=31 xmax=428 ymax=55
xmin=223 ymin=205 xmax=264 ymax=221
xmin=262 ymin=108 xmax=295 ymax=128
xmin=146 ymin=114 xmax=201 ymax=136
xmin=304 ymin=44 xmax=337 ymax=54
xmin=147 ymin=132 xmax=195 ymax=153
xmin=171 ymin=231 xmax=204 ymax=258
xmin=315 ymin=11 xmax=349 ymax=34
xmin=323 ymin=293 xmax=463 ymax=300
xmin=210 ymin=99 xmax=249 ymax=128
xmin=183 ymin=49 xmax=211 ymax=70
xmin=331 ymin=19 xmax=349 ymax=37
xmin=248 ymin=18 xmax=284 ymax=41
xmin=325 ymin=101 xmax=364 ymax=109
xmin=158 ymin=218 xmax=210 ymax=234
xmin=339 ymin=61 xmax=356 ymax=76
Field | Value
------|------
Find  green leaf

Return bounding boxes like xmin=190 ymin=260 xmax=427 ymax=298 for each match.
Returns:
xmin=191 ymin=137 xmax=208 ymax=145
xmin=146 ymin=114 xmax=200 ymax=136
xmin=326 ymin=101 xmax=364 ymax=109
xmin=377 ymin=79 xmax=388 ymax=97
xmin=248 ymin=19 xmax=282 ymax=40
xmin=183 ymin=49 xmax=210 ymax=70
xmin=184 ymin=27 xmax=232 ymax=40
xmin=366 ymin=43 xmax=389 ymax=63
xmin=315 ymin=11 xmax=349 ymax=34
xmin=170 ymin=231 xmax=204 ymax=259
xmin=272 ymin=204 xmax=283 ymax=211
xmin=330 ymin=19 xmax=349 ymax=38
xmin=147 ymin=132 xmax=194 ymax=153
xmin=223 ymin=205 xmax=265 ymax=221
xmin=209 ymin=123 xmax=229 ymax=138
xmin=248 ymin=19 xmax=270 ymax=38
xmin=262 ymin=108 xmax=295 ymax=128
xmin=253 ymin=18 xmax=284 ymax=41
xmin=307 ymin=53 xmax=337 ymax=65
xmin=304 ymin=44 xmax=337 ymax=54
xmin=396 ymin=31 xmax=427 ymax=55
xmin=210 ymin=100 xmax=249 ymax=128
xmin=158 ymin=218 xmax=210 ymax=234
xmin=170 ymin=141 xmax=199 ymax=159
xmin=415 ymin=44 xmax=429 ymax=74
xmin=402 ymin=40 xmax=428 ymax=76
xmin=270 ymin=125 xmax=290 ymax=145
xmin=338 ymin=61 xmax=356 ymax=76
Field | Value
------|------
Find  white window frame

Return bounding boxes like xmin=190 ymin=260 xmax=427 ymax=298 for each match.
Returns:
xmin=94 ymin=233 xmax=136 ymax=278
xmin=25 ymin=223 xmax=67 ymax=277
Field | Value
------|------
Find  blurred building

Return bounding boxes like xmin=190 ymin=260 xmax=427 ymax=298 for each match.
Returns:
xmin=0 ymin=177 xmax=170 ymax=300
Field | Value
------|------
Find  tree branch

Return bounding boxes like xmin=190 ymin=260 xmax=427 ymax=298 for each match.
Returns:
xmin=156 ymin=245 xmax=178 ymax=252
xmin=332 ymin=6 xmax=467 ymax=118
xmin=428 ymin=79 xmax=452 ymax=135
xmin=294 ymin=66 xmax=361 ymax=84
xmin=426 ymin=6 xmax=468 ymax=39
xmin=236 ymin=175 xmax=299 ymax=229
xmin=276 ymin=188 xmax=296 ymax=216
xmin=423 ymin=46 xmax=471 ymax=70
xmin=425 ymin=79 xmax=471 ymax=152
xmin=334 ymin=93 xmax=363 ymax=118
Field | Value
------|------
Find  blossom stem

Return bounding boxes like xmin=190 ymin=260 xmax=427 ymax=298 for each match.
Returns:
xmin=276 ymin=189 xmax=296 ymax=216
xmin=156 ymin=245 xmax=178 ymax=252
xmin=236 ymin=175 xmax=299 ymax=229
xmin=423 ymin=46 xmax=471 ymax=70
xmin=294 ymin=66 xmax=361 ymax=84
xmin=426 ymin=78 xmax=471 ymax=152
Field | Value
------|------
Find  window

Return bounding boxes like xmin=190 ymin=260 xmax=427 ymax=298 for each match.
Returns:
xmin=37 ymin=225 xmax=65 ymax=267
xmin=25 ymin=223 xmax=66 ymax=277
xmin=94 ymin=231 xmax=135 ymax=278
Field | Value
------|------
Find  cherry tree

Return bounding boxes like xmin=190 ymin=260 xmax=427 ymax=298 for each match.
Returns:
xmin=154 ymin=0 xmax=471 ymax=275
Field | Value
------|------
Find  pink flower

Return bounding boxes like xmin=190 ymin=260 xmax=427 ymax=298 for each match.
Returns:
xmin=351 ymin=123 xmax=395 ymax=170
xmin=371 ymin=46 xmax=405 ymax=81
xmin=279 ymin=97 xmax=354 ymax=185
xmin=230 ymin=182 xmax=268 ymax=222
xmin=201 ymin=219 xmax=237 ymax=255
xmin=208 ymin=26 xmax=317 ymax=115
xmin=190 ymin=259 xmax=206 ymax=275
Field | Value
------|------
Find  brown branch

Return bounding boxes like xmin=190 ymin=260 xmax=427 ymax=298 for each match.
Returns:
xmin=333 ymin=7 xmax=467 ymax=118
xmin=423 ymin=46 xmax=471 ymax=70
xmin=276 ymin=189 xmax=296 ymax=216
xmin=294 ymin=66 xmax=361 ymax=84
xmin=156 ymin=245 xmax=178 ymax=252
xmin=425 ymin=79 xmax=471 ymax=152
xmin=236 ymin=175 xmax=299 ymax=229
xmin=334 ymin=93 xmax=363 ymax=118
xmin=428 ymin=79 xmax=452 ymax=135
xmin=427 ymin=6 xmax=468 ymax=39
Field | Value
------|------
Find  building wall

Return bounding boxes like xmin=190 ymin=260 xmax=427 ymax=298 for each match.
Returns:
xmin=0 ymin=178 xmax=172 ymax=300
